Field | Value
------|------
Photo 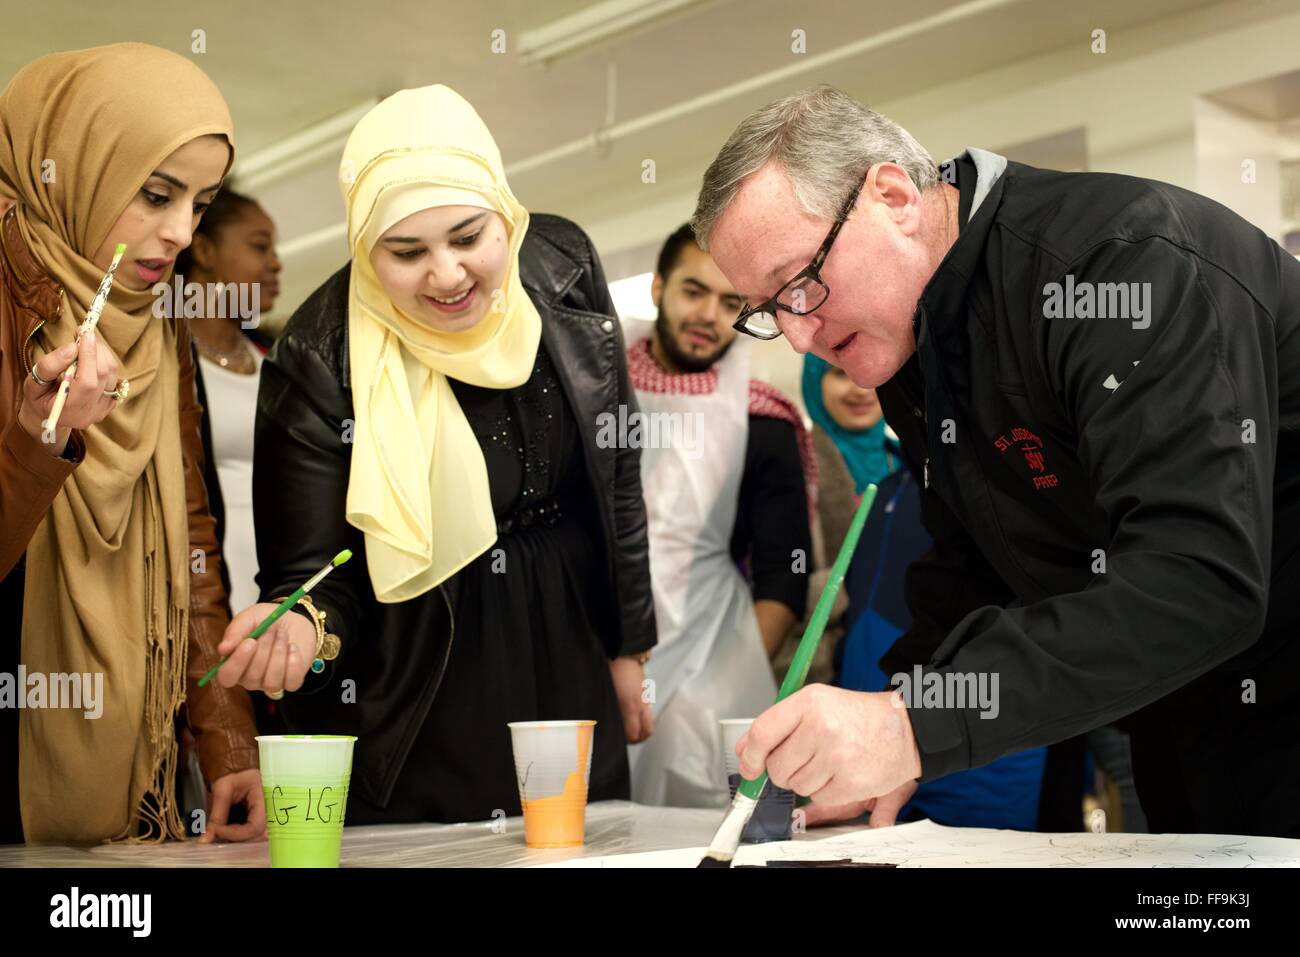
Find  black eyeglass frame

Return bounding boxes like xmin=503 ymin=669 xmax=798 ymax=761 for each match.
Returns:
xmin=730 ymin=170 xmax=869 ymax=341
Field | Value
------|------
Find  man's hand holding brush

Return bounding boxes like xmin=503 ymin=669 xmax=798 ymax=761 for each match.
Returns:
xmin=735 ymin=685 xmax=923 ymax=828
xmin=19 ymin=332 xmax=122 ymax=457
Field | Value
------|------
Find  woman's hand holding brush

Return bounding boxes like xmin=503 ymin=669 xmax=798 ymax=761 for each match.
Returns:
xmin=19 ymin=332 xmax=123 ymax=457
xmin=215 ymin=602 xmax=318 ymax=695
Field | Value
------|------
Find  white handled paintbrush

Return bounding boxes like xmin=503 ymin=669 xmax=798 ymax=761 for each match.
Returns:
xmin=42 ymin=242 xmax=127 ymax=433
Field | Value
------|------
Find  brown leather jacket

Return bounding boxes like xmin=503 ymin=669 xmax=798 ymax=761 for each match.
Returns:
xmin=0 ymin=206 xmax=258 ymax=784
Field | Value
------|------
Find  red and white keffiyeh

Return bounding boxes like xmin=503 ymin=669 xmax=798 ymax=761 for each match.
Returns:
xmin=627 ymin=336 xmax=819 ymax=517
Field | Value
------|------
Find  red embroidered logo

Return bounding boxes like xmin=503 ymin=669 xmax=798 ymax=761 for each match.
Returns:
xmin=994 ymin=427 xmax=1059 ymax=490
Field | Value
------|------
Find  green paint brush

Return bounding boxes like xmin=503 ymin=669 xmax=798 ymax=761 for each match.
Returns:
xmin=698 ymin=484 xmax=879 ymax=868
xmin=197 ymin=549 xmax=353 ymax=687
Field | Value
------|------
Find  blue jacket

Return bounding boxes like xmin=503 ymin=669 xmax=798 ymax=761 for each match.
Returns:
xmin=836 ymin=464 xmax=1047 ymax=829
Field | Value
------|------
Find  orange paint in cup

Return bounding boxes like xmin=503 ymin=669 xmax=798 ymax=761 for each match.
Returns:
xmin=510 ymin=720 xmax=595 ymax=848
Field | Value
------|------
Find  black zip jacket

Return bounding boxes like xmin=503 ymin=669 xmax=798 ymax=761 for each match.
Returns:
xmin=877 ymin=157 xmax=1300 ymax=782
xmin=251 ymin=213 xmax=657 ymax=808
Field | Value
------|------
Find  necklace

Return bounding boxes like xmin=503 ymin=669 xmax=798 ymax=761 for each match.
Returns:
xmin=196 ymin=336 xmax=256 ymax=374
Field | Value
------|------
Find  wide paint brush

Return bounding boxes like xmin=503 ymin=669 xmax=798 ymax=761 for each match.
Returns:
xmin=698 ymin=483 xmax=879 ymax=868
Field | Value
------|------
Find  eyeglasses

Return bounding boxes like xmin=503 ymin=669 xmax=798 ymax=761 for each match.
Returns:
xmin=731 ymin=171 xmax=867 ymax=341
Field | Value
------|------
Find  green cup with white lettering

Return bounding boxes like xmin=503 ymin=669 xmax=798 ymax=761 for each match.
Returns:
xmin=256 ymin=734 xmax=356 ymax=868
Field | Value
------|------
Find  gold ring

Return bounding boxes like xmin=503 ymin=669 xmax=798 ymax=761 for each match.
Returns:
xmin=103 ymin=378 xmax=130 ymax=401
xmin=31 ymin=366 xmax=52 ymax=387
xmin=265 ymin=688 xmax=285 ymax=700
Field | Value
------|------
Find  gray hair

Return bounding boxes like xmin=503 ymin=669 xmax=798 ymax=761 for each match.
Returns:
xmin=691 ymin=85 xmax=939 ymax=250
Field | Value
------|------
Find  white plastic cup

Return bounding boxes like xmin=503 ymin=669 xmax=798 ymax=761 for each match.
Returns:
xmin=720 ymin=718 xmax=755 ymax=783
xmin=719 ymin=718 xmax=795 ymax=843
xmin=256 ymin=734 xmax=356 ymax=868
xmin=507 ymin=720 xmax=596 ymax=848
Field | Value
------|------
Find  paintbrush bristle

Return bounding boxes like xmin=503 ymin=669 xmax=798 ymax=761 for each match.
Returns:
xmin=697 ymin=791 xmax=759 ymax=869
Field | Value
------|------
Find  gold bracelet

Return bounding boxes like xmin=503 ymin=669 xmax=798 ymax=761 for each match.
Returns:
xmin=269 ymin=594 xmax=341 ymax=680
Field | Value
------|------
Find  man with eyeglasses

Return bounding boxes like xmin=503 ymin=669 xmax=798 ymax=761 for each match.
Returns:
xmin=691 ymin=85 xmax=1300 ymax=837
xmin=624 ymin=224 xmax=814 ymax=808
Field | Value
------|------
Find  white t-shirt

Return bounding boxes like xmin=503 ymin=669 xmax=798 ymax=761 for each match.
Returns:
xmin=198 ymin=338 xmax=263 ymax=613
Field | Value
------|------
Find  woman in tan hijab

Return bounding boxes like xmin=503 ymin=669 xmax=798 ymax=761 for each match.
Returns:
xmin=0 ymin=43 xmax=262 ymax=844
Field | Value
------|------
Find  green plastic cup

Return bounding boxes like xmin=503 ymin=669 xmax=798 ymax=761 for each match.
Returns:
xmin=256 ymin=734 xmax=357 ymax=868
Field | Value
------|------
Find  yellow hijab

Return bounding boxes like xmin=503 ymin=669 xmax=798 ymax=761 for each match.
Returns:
xmin=341 ymin=85 xmax=541 ymax=603
xmin=0 ymin=43 xmax=235 ymax=842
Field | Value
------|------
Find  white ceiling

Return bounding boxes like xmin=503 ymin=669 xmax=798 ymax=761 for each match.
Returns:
xmin=4 ymin=0 xmax=1234 ymax=193
xmin=1208 ymin=68 xmax=1300 ymax=121
xmin=2 ymin=0 xmax=1281 ymax=318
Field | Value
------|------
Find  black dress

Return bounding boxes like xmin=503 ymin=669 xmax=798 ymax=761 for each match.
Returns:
xmin=346 ymin=338 xmax=629 ymax=825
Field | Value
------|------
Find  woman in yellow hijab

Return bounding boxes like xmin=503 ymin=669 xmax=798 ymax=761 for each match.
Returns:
xmin=219 ymin=85 xmax=658 ymax=824
xmin=0 ymin=43 xmax=264 ymax=843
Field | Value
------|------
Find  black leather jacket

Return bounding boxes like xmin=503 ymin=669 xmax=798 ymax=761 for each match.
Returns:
xmin=251 ymin=213 xmax=656 ymax=808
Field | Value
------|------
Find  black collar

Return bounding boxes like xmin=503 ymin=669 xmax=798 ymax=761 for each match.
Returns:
xmin=956 ymin=153 xmax=977 ymax=228
xmin=518 ymin=229 xmax=583 ymax=307
xmin=916 ymin=158 xmax=1007 ymax=340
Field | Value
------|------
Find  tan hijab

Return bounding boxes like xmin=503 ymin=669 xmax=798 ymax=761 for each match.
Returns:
xmin=0 ymin=43 xmax=235 ymax=843
xmin=342 ymin=85 xmax=541 ymax=602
